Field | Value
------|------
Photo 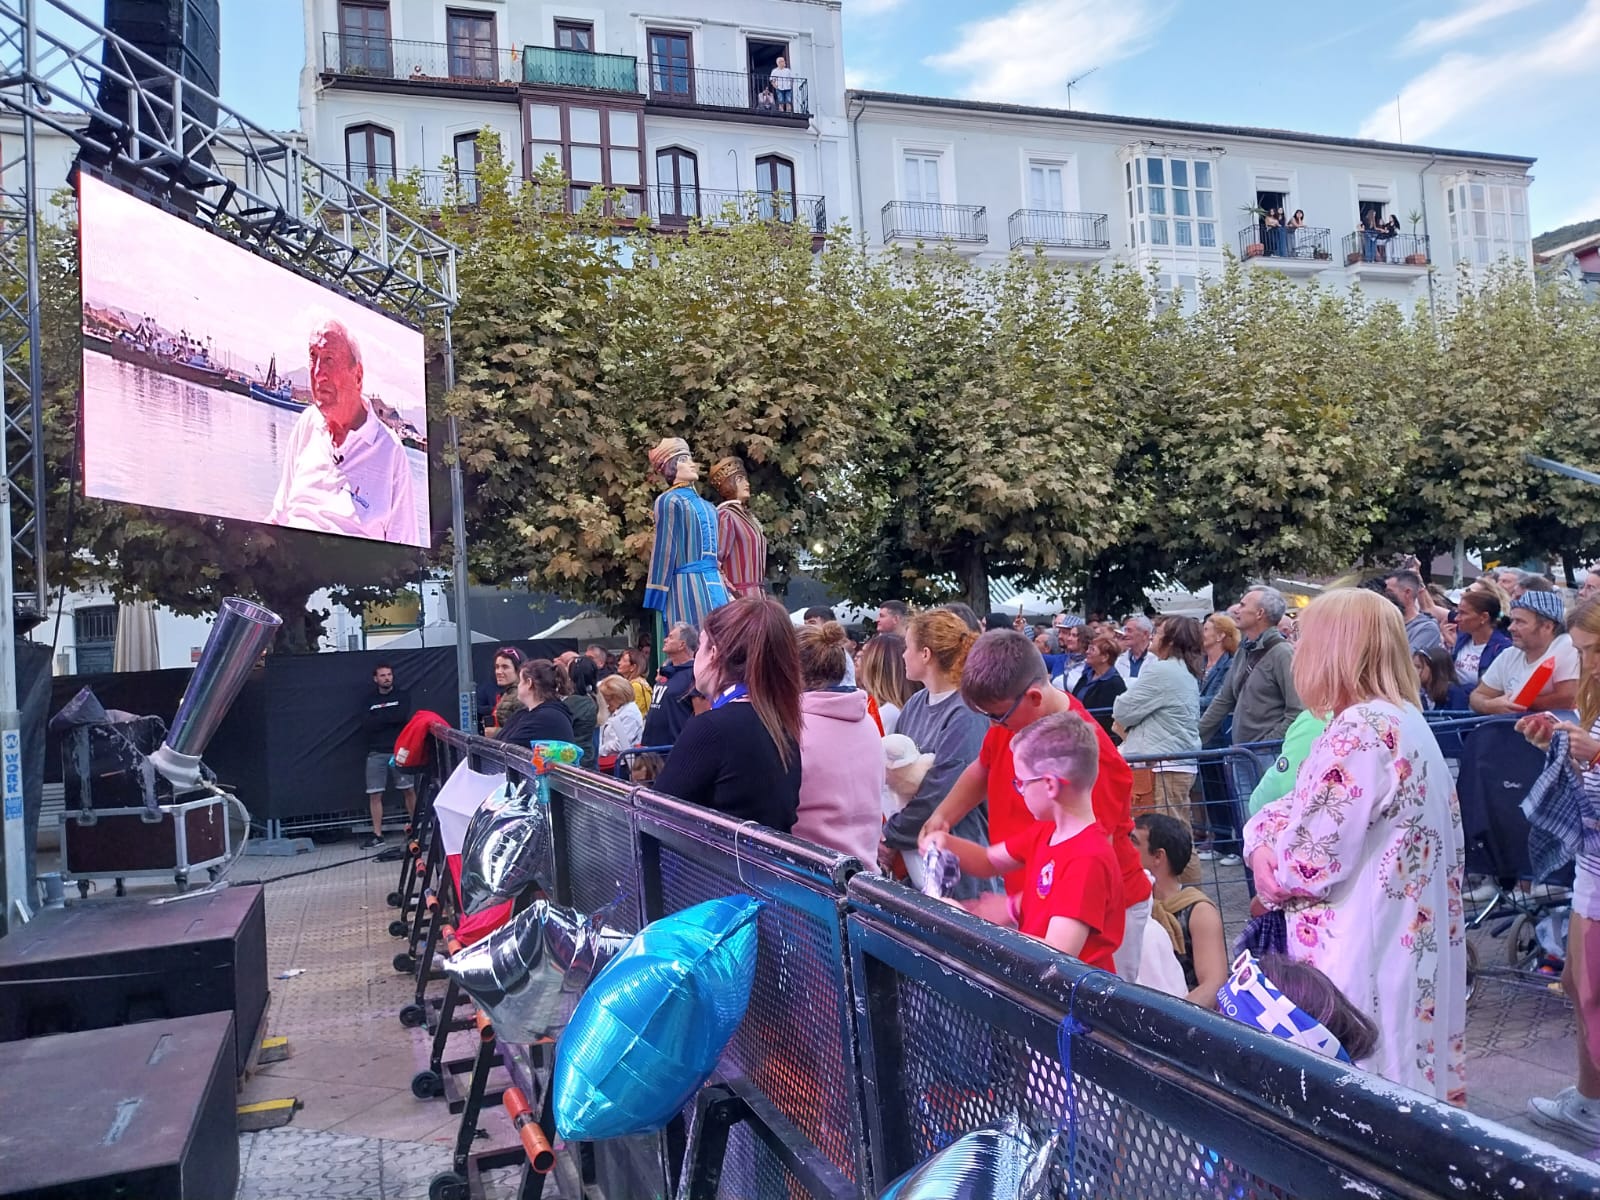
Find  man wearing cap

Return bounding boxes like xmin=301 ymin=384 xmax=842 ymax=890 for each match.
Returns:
xmin=1470 ymin=590 xmax=1580 ymax=714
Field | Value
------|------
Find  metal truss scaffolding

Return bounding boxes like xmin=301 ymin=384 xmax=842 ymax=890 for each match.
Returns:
xmin=0 ymin=0 xmax=470 ymax=927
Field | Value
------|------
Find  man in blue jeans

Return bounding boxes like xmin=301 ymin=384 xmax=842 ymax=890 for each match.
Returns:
xmin=1197 ymin=586 xmax=1304 ymax=864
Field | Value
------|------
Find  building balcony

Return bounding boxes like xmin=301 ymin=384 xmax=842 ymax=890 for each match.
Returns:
xmin=1342 ymin=231 xmax=1432 ymax=278
xmin=521 ymin=45 xmax=640 ymax=94
xmin=1008 ymin=209 xmax=1109 ymax=259
xmin=320 ymin=32 xmax=519 ymax=88
xmin=1238 ymin=224 xmax=1334 ymax=274
xmin=649 ymin=186 xmax=826 ymax=234
xmin=644 ymin=65 xmax=810 ymax=120
xmin=882 ymin=201 xmax=987 ymax=246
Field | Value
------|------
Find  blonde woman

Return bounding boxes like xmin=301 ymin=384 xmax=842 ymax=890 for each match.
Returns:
xmin=597 ymin=674 xmax=644 ymax=761
xmin=1244 ymin=588 xmax=1466 ymax=1104
xmin=858 ymin=633 xmax=919 ymax=735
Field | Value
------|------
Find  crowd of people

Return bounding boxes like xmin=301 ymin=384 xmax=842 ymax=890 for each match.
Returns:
xmin=468 ymin=565 xmax=1600 ymax=1137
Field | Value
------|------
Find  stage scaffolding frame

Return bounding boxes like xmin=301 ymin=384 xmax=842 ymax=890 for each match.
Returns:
xmin=0 ymin=0 xmax=473 ymax=927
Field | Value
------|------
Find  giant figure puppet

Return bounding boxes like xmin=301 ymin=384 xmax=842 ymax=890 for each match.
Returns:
xmin=644 ymin=437 xmax=730 ymax=628
xmin=709 ymin=456 xmax=768 ymax=599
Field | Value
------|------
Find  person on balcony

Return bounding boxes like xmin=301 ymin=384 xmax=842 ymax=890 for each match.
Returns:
xmin=769 ymin=56 xmax=795 ymax=112
xmin=756 ymin=86 xmax=776 ymax=113
xmin=1361 ymin=209 xmax=1380 ymax=262
xmin=1286 ymin=209 xmax=1305 ymax=256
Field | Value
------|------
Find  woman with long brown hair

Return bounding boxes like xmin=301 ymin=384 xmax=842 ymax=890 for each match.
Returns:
xmin=496 ymin=659 xmax=577 ymax=747
xmin=879 ymin=610 xmax=995 ymax=894
xmin=654 ymin=596 xmax=804 ymax=831
xmin=1517 ymin=596 xmax=1600 ymax=1140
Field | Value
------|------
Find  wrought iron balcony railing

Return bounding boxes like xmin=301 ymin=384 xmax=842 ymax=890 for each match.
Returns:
xmin=1008 ymin=209 xmax=1109 ymax=250
xmin=522 ymin=45 xmax=639 ymax=92
xmin=643 ymin=63 xmax=810 ymax=118
xmin=1238 ymin=223 xmax=1333 ymax=261
xmin=882 ymin=201 xmax=987 ymax=244
xmin=321 ymin=32 xmax=519 ymax=85
xmin=649 ymin=186 xmax=826 ymax=234
xmin=1342 ymin=230 xmax=1431 ymax=266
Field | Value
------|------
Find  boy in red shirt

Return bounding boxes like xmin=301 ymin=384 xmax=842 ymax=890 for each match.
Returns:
xmin=922 ymin=630 xmax=1151 ymax=980
xmin=922 ymin=712 xmax=1125 ymax=970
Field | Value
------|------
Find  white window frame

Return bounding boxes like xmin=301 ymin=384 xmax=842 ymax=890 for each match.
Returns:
xmin=1018 ymin=150 xmax=1078 ymax=213
xmin=1122 ymin=148 xmax=1219 ymax=257
xmin=1443 ymin=173 xmax=1531 ymax=268
xmin=892 ymin=138 xmax=957 ymax=206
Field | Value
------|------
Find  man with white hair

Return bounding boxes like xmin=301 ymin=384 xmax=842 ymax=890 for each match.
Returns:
xmin=1116 ymin=614 xmax=1154 ymax=679
xmin=268 ymin=317 xmax=420 ymax=544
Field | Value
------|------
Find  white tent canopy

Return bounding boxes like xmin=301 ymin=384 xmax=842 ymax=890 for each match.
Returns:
xmin=379 ymin=620 xmax=494 ymax=649
xmin=531 ymin=612 xmax=628 ymax=641
xmin=789 ymin=602 xmax=878 ymax=627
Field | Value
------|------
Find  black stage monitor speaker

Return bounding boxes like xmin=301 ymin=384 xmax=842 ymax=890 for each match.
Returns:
xmin=84 ymin=0 xmax=220 ymax=186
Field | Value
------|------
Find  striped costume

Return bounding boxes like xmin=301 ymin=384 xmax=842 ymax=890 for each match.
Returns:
xmin=716 ymin=501 xmax=768 ymax=598
xmin=644 ymin=483 xmax=730 ymax=628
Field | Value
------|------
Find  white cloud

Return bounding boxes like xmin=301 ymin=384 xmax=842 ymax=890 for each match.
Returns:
xmin=845 ymin=64 xmax=887 ymax=90
xmin=1403 ymin=0 xmax=1544 ymax=51
xmin=1360 ymin=0 xmax=1600 ymax=142
xmin=925 ymin=0 xmax=1174 ymax=107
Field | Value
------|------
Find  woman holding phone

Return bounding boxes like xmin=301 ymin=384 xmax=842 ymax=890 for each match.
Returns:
xmin=1516 ymin=596 xmax=1600 ymax=1141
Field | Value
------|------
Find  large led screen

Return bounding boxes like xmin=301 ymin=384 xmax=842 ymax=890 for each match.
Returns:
xmin=78 ymin=174 xmax=431 ymax=547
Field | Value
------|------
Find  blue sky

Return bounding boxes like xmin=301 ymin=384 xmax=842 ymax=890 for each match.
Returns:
xmin=215 ymin=0 xmax=1595 ymax=235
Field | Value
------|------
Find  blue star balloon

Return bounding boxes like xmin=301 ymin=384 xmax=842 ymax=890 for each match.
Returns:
xmin=879 ymin=1119 xmax=1054 ymax=1200
xmin=553 ymin=895 xmax=762 ymax=1141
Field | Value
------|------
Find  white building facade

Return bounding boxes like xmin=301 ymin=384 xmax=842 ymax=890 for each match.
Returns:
xmin=847 ymin=92 xmax=1535 ymax=307
xmin=298 ymin=0 xmax=850 ymax=233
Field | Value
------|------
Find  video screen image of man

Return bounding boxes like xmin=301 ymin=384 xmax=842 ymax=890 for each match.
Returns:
xmin=268 ymin=318 xmax=422 ymax=545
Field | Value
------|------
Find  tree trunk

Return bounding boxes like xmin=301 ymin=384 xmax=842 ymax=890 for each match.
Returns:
xmin=961 ymin=542 xmax=990 ymax=619
xmin=261 ymin=587 xmax=314 ymax=654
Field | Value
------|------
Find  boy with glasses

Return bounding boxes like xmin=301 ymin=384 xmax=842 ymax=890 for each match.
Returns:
xmin=921 ymin=630 xmax=1151 ymax=979
xmin=922 ymin=712 xmax=1125 ymax=970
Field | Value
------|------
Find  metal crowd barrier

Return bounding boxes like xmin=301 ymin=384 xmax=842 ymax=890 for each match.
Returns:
xmin=416 ymin=728 xmax=1600 ymax=1200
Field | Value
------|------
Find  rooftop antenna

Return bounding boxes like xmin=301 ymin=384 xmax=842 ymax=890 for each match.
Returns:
xmin=1065 ymin=67 xmax=1098 ymax=111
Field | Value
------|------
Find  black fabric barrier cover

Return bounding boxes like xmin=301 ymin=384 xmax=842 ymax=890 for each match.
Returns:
xmin=46 ymin=639 xmax=579 ymax=822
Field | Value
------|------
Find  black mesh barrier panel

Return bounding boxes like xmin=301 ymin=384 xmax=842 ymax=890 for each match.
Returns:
xmin=556 ymin=784 xmax=642 ymax=929
xmin=647 ymin=826 xmax=864 ymax=1192
xmin=716 ymin=1120 xmax=811 ymax=1200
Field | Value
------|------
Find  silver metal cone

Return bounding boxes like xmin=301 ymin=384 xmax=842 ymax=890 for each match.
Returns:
xmin=152 ymin=597 xmax=281 ymax=787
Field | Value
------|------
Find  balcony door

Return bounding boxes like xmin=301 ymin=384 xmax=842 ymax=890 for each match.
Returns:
xmin=345 ymin=123 xmax=395 ymax=187
xmin=446 ymin=9 xmax=496 ymax=80
xmin=654 ymin=148 xmax=699 ymax=221
xmin=1027 ymin=161 xmax=1065 ymax=211
xmin=902 ymin=152 xmax=942 ymax=234
xmin=755 ymin=154 xmax=795 ymax=222
xmin=338 ymin=1 xmax=391 ymax=75
xmin=648 ymin=30 xmax=693 ymax=101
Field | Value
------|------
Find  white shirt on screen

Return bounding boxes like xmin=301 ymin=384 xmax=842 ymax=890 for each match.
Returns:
xmin=269 ymin=405 xmax=419 ymax=544
xmin=1479 ymin=633 xmax=1580 ymax=702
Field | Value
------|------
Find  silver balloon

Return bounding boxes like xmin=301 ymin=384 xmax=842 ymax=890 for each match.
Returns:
xmin=542 ymin=898 xmax=634 ymax=993
xmin=444 ymin=898 xmax=563 ymax=1042
xmin=459 ymin=778 xmax=554 ymax=915
xmin=879 ymin=1118 xmax=1054 ymax=1200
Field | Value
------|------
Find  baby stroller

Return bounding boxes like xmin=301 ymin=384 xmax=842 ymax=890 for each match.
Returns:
xmin=1455 ymin=718 xmax=1574 ymax=998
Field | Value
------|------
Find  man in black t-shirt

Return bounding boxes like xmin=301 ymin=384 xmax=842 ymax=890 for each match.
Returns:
xmin=642 ymin=622 xmax=698 ymax=748
xmin=362 ymin=663 xmax=414 ymax=847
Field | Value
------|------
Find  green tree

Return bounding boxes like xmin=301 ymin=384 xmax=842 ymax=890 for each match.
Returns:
xmin=1368 ymin=263 xmax=1560 ymax=569
xmin=437 ymin=137 xmax=885 ymax=618
xmin=823 ymin=252 xmax=1148 ymax=614
xmin=1132 ymin=263 xmax=1414 ymax=601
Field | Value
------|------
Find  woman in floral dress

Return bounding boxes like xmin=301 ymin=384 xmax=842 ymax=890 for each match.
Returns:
xmin=1244 ymin=588 xmax=1467 ymax=1104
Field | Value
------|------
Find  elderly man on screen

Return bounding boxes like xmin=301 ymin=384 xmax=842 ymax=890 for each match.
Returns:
xmin=268 ymin=319 xmax=419 ymax=544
